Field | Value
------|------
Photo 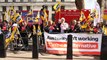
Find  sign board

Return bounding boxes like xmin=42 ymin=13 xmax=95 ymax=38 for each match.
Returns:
xmin=44 ymin=32 xmax=102 ymax=55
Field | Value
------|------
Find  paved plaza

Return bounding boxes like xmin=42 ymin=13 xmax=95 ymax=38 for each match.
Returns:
xmin=0 ymin=51 xmax=99 ymax=60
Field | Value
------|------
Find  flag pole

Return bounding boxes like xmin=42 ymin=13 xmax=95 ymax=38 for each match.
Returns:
xmin=59 ymin=2 xmax=61 ymax=20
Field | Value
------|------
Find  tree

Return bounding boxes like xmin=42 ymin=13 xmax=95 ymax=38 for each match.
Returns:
xmin=75 ymin=0 xmax=84 ymax=10
xmin=75 ymin=0 xmax=102 ymax=10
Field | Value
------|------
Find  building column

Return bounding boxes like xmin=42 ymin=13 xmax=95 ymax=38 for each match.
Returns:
xmin=0 ymin=6 xmax=2 ymax=21
xmin=65 ymin=5 xmax=76 ymax=10
xmin=22 ymin=6 xmax=27 ymax=10
xmin=47 ymin=6 xmax=52 ymax=20
xmin=0 ymin=6 xmax=2 ymax=11
xmin=33 ymin=6 xmax=42 ymax=11
xmin=36 ymin=0 xmax=44 ymax=2
xmin=14 ymin=6 xmax=18 ymax=11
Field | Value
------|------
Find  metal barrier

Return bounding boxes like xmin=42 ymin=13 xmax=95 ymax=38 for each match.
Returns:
xmin=0 ymin=33 xmax=39 ymax=59
xmin=0 ymin=32 xmax=107 ymax=60
xmin=32 ymin=34 xmax=38 ymax=59
xmin=66 ymin=34 xmax=107 ymax=60
xmin=100 ymin=35 xmax=107 ymax=60
xmin=0 ymin=33 xmax=6 ymax=58
xmin=66 ymin=34 xmax=73 ymax=59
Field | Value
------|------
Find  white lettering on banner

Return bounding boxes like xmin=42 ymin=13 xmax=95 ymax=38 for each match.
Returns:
xmin=44 ymin=32 xmax=102 ymax=55
xmin=73 ymin=42 xmax=98 ymax=49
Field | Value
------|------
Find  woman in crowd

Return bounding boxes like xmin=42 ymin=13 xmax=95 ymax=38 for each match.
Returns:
xmin=56 ymin=19 xmax=61 ymax=33
xmin=69 ymin=20 xmax=82 ymax=33
xmin=69 ymin=20 xmax=77 ymax=32
xmin=88 ymin=21 xmax=94 ymax=33
xmin=44 ymin=20 xmax=54 ymax=33
xmin=49 ymin=20 xmax=55 ymax=33
xmin=93 ymin=23 xmax=102 ymax=34
xmin=60 ymin=17 xmax=69 ymax=33
xmin=74 ymin=21 xmax=82 ymax=33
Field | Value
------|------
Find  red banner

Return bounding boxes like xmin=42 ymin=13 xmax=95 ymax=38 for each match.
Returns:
xmin=55 ymin=9 xmax=90 ymax=25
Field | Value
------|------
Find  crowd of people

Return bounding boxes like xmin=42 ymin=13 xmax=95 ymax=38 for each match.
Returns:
xmin=44 ymin=17 xmax=107 ymax=36
xmin=0 ymin=6 xmax=107 ymax=51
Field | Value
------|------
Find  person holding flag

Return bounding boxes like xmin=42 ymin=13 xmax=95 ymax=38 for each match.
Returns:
xmin=5 ymin=6 xmax=25 ymax=49
xmin=40 ymin=5 xmax=48 ymax=28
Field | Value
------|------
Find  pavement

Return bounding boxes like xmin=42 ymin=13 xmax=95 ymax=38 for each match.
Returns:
xmin=0 ymin=51 xmax=100 ymax=60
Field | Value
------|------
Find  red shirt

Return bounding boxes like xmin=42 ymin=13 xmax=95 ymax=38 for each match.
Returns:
xmin=49 ymin=26 xmax=55 ymax=30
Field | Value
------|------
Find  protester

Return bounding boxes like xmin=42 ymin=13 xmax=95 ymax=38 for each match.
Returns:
xmin=93 ymin=23 xmax=102 ymax=34
xmin=49 ymin=20 xmax=55 ymax=33
xmin=60 ymin=17 xmax=69 ymax=33
xmin=88 ymin=21 xmax=94 ymax=33
xmin=69 ymin=20 xmax=77 ymax=32
xmin=56 ymin=19 xmax=61 ymax=33
xmin=69 ymin=20 xmax=82 ymax=33
xmin=52 ymin=22 xmax=57 ymax=33
xmin=3 ymin=5 xmax=107 ymax=55
xmin=2 ymin=20 xmax=9 ymax=34
xmin=103 ymin=21 xmax=107 ymax=36
xmin=74 ymin=21 xmax=82 ymax=33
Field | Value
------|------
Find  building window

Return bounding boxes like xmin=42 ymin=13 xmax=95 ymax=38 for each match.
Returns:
xmin=32 ymin=0 xmax=36 ymax=2
xmin=3 ymin=6 xmax=6 ymax=12
xmin=23 ymin=0 xmax=28 ymax=2
xmin=28 ymin=0 xmax=32 ymax=2
xmin=20 ymin=0 xmax=23 ymax=2
xmin=52 ymin=0 xmax=56 ymax=2
xmin=13 ymin=0 xmax=16 ymax=2
xmin=45 ymin=6 xmax=48 ymax=10
xmin=61 ymin=6 xmax=65 ymax=10
xmin=27 ymin=6 xmax=31 ymax=11
xmin=14 ymin=0 xmax=21 ymax=2
xmin=18 ymin=6 xmax=22 ymax=11
xmin=52 ymin=14 xmax=55 ymax=21
xmin=61 ymin=0 xmax=64 ymax=2
xmin=5 ymin=0 xmax=8 ymax=2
